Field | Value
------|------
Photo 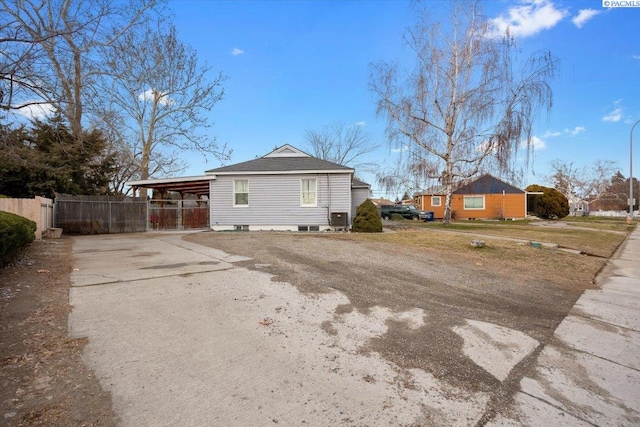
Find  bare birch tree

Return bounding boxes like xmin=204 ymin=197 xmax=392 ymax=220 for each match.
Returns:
xmin=98 ymin=21 xmax=228 ymax=195
xmin=370 ymin=0 xmax=557 ymax=224
xmin=304 ymin=121 xmax=379 ymax=173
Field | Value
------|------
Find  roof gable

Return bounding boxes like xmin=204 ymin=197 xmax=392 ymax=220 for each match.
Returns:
xmin=454 ymin=174 xmax=524 ymax=194
xmin=263 ymin=144 xmax=310 ymax=158
xmin=205 ymin=144 xmax=353 ymax=175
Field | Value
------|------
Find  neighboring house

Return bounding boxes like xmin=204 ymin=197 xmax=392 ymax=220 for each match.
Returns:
xmin=414 ymin=174 xmax=526 ymax=220
xmin=369 ymin=198 xmax=395 ymax=206
xmin=207 ymin=145 xmax=370 ymax=231
xmin=129 ymin=144 xmax=371 ymax=231
xmin=351 ymin=178 xmax=371 ymax=219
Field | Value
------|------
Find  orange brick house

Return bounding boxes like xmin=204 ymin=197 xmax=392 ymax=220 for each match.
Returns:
xmin=414 ymin=174 xmax=526 ymax=220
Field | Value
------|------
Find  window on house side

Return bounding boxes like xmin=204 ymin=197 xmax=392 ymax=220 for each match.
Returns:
xmin=431 ymin=196 xmax=441 ymax=207
xmin=464 ymin=195 xmax=484 ymax=210
xmin=301 ymin=178 xmax=317 ymax=206
xmin=234 ymin=179 xmax=249 ymax=206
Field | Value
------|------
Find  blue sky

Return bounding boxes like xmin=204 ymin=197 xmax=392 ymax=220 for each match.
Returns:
xmin=170 ymin=1 xmax=638 ymax=196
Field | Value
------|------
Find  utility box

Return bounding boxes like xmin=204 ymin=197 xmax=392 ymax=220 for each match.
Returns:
xmin=330 ymin=212 xmax=348 ymax=228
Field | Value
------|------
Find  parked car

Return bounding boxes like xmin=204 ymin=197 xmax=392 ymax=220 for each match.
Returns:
xmin=380 ymin=204 xmax=433 ymax=221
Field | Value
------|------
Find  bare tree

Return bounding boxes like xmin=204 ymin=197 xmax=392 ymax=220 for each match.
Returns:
xmin=304 ymin=121 xmax=379 ymax=173
xmin=370 ymin=0 xmax=557 ymax=224
xmin=547 ymin=159 xmax=617 ymax=211
xmin=97 ymin=21 xmax=229 ymax=195
xmin=0 ymin=12 xmax=73 ymax=113
xmin=0 ymin=0 xmax=156 ymax=144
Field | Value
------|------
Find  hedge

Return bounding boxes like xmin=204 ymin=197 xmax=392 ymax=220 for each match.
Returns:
xmin=0 ymin=211 xmax=36 ymax=267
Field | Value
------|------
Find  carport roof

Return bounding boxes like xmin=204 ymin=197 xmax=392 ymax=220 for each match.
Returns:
xmin=126 ymin=175 xmax=213 ymax=197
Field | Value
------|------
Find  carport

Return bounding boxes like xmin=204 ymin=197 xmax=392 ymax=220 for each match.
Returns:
xmin=127 ymin=175 xmax=214 ymax=230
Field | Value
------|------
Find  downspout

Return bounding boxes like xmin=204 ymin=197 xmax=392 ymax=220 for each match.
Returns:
xmin=326 ymin=173 xmax=331 ymax=226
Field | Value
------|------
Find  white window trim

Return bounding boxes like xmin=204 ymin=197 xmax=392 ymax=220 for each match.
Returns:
xmin=463 ymin=195 xmax=485 ymax=210
xmin=431 ymin=196 xmax=442 ymax=207
xmin=233 ymin=179 xmax=249 ymax=207
xmin=301 ymin=178 xmax=317 ymax=207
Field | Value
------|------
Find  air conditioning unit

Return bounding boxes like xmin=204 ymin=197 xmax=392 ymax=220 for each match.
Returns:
xmin=330 ymin=212 xmax=348 ymax=228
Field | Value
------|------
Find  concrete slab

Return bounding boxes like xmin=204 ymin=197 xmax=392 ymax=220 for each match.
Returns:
xmin=68 ymin=233 xmax=491 ymax=426
xmin=519 ymin=345 xmax=640 ymax=426
xmin=71 ymin=234 xmax=236 ymax=287
xmin=453 ymin=319 xmax=539 ymax=382
xmin=486 ymin=391 xmax=592 ymax=426
xmin=572 ymin=293 xmax=640 ymax=331
xmin=555 ymin=315 xmax=640 ymax=370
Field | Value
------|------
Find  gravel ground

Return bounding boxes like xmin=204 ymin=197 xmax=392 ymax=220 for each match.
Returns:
xmin=184 ymin=230 xmax=596 ymax=418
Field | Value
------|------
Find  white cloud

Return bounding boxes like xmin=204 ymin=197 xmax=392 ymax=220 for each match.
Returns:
xmin=231 ymin=48 xmax=245 ymax=56
xmin=391 ymin=145 xmax=409 ymax=153
xmin=541 ymin=130 xmax=561 ymax=138
xmin=566 ymin=126 xmax=586 ymax=136
xmin=528 ymin=136 xmax=546 ymax=150
xmin=352 ymin=121 xmax=366 ymax=127
xmin=16 ymin=102 xmax=56 ymax=120
xmin=603 ymin=100 xmax=624 ymax=123
xmin=138 ymin=88 xmax=171 ymax=106
xmin=572 ymin=9 xmax=600 ymax=28
xmin=603 ymin=108 xmax=622 ymax=122
xmin=491 ymin=0 xmax=567 ymax=38
xmin=633 ymin=54 xmax=640 ymax=60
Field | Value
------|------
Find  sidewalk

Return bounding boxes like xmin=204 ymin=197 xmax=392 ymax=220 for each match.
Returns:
xmin=489 ymin=226 xmax=640 ymax=426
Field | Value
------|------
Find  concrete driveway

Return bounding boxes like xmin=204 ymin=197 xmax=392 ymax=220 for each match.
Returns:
xmin=68 ymin=230 xmax=640 ymax=426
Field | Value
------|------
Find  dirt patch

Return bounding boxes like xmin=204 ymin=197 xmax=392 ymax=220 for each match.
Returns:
xmin=184 ymin=230 xmax=606 ymax=396
xmin=0 ymin=238 xmax=116 ymax=426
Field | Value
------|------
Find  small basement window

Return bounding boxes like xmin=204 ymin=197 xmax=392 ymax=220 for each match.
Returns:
xmin=234 ymin=225 xmax=249 ymax=231
xmin=298 ymin=225 xmax=308 ymax=231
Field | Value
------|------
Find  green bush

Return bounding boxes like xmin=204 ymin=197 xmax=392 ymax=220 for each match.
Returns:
xmin=0 ymin=211 xmax=36 ymax=266
xmin=352 ymin=199 xmax=383 ymax=233
xmin=526 ymin=184 xmax=570 ymax=219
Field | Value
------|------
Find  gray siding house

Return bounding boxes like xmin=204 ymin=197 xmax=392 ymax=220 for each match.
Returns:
xmin=205 ymin=145 xmax=369 ymax=231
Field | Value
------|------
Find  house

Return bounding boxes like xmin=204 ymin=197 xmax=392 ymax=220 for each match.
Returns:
xmin=369 ymin=198 xmax=395 ymax=206
xmin=414 ymin=174 xmax=526 ymax=220
xmin=127 ymin=144 xmax=371 ymax=231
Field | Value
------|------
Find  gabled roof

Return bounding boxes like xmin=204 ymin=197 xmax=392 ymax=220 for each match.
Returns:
xmin=352 ymin=178 xmax=370 ymax=189
xmin=369 ymin=198 xmax=394 ymax=206
xmin=205 ymin=144 xmax=353 ymax=175
xmin=415 ymin=185 xmax=447 ymax=196
xmin=454 ymin=174 xmax=524 ymax=194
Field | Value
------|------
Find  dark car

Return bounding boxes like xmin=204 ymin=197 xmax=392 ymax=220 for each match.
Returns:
xmin=380 ymin=204 xmax=431 ymax=221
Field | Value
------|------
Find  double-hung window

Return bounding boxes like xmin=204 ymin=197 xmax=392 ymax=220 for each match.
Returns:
xmin=463 ymin=195 xmax=484 ymax=210
xmin=234 ymin=179 xmax=249 ymax=206
xmin=301 ymin=178 xmax=317 ymax=207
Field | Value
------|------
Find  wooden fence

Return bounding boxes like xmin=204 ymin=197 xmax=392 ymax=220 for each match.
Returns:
xmin=54 ymin=194 xmax=147 ymax=234
xmin=54 ymin=194 xmax=210 ymax=234
xmin=0 ymin=196 xmax=54 ymax=239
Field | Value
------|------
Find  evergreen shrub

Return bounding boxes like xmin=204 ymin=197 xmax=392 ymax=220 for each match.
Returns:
xmin=0 ymin=211 xmax=36 ymax=266
xmin=352 ymin=199 xmax=383 ymax=233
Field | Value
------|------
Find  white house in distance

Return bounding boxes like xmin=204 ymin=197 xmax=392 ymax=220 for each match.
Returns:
xmin=127 ymin=144 xmax=371 ymax=231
